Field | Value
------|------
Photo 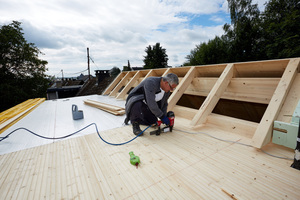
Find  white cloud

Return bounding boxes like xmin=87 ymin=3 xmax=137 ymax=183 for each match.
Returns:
xmin=0 ymin=0 xmax=267 ymax=76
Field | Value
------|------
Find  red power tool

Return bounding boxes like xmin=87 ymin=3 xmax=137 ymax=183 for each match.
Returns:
xmin=150 ymin=111 xmax=175 ymax=136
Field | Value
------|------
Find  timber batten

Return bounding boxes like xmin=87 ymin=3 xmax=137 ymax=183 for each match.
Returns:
xmin=103 ymin=58 xmax=300 ymax=148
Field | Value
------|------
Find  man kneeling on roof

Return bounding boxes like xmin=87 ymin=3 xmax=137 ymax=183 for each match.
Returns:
xmin=124 ymin=73 xmax=179 ymax=136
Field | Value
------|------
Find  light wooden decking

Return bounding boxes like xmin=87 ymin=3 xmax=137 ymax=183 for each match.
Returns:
xmin=0 ymin=117 xmax=299 ymax=200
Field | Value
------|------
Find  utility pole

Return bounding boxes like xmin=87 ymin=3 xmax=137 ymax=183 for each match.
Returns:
xmin=87 ymin=47 xmax=90 ymax=80
xmin=61 ymin=69 xmax=64 ymax=80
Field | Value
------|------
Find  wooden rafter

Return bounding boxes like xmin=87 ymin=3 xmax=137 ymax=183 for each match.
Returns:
xmin=191 ymin=64 xmax=235 ymax=126
xmin=168 ymin=66 xmax=197 ymax=111
xmin=116 ymin=71 xmax=141 ymax=99
xmin=100 ymin=58 xmax=300 ymax=148
xmin=109 ymin=72 xmax=133 ymax=97
xmin=102 ymin=72 xmax=126 ymax=95
xmin=252 ymin=58 xmax=300 ymax=148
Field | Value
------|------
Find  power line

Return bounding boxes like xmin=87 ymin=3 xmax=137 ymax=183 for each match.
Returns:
xmin=89 ymin=56 xmax=100 ymax=70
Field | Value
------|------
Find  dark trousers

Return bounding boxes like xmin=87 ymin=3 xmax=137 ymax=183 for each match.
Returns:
xmin=129 ymin=101 xmax=157 ymax=125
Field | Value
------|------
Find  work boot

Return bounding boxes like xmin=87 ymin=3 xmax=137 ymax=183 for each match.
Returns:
xmin=132 ymin=121 xmax=143 ymax=136
xmin=124 ymin=117 xmax=129 ymax=125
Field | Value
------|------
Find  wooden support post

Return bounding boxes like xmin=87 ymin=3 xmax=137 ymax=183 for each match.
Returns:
xmin=168 ymin=66 xmax=197 ymax=111
xmin=143 ymin=69 xmax=156 ymax=81
xmin=102 ymin=72 xmax=126 ymax=95
xmin=162 ymin=68 xmax=171 ymax=77
xmin=109 ymin=72 xmax=133 ymax=97
xmin=191 ymin=64 xmax=235 ymax=126
xmin=252 ymin=58 xmax=300 ymax=148
xmin=116 ymin=71 xmax=141 ymax=100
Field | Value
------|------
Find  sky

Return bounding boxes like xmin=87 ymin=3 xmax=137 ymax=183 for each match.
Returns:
xmin=0 ymin=0 xmax=268 ymax=77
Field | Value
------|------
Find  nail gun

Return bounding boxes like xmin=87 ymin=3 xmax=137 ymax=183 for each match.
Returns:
xmin=150 ymin=111 xmax=175 ymax=136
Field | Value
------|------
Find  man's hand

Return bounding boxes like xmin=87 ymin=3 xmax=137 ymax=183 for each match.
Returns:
xmin=161 ymin=116 xmax=170 ymax=125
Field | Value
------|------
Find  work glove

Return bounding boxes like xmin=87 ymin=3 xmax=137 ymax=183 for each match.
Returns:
xmin=160 ymin=115 xmax=170 ymax=125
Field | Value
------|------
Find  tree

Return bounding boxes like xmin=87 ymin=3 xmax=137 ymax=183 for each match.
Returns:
xmin=185 ymin=0 xmax=300 ymax=66
xmin=110 ymin=67 xmax=121 ymax=77
xmin=127 ymin=60 xmax=131 ymax=70
xmin=0 ymin=21 xmax=50 ymax=112
xmin=122 ymin=60 xmax=132 ymax=71
xmin=185 ymin=36 xmax=230 ymax=66
xmin=143 ymin=43 xmax=168 ymax=69
xmin=185 ymin=0 xmax=265 ymax=66
xmin=224 ymin=0 xmax=262 ymax=62
xmin=261 ymin=0 xmax=300 ymax=58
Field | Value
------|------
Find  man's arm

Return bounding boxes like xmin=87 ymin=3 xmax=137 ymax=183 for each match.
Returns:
xmin=143 ymin=78 xmax=164 ymax=118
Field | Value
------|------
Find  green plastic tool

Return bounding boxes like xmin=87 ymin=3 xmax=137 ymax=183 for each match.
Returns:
xmin=129 ymin=151 xmax=140 ymax=168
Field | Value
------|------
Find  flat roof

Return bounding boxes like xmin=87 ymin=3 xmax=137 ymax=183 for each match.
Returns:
xmin=0 ymin=95 xmax=126 ymax=155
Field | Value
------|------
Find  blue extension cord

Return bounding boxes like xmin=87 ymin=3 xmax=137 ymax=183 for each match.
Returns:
xmin=0 ymin=123 xmax=152 ymax=146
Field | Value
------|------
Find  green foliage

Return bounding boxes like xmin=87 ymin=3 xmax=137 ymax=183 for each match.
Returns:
xmin=224 ymin=0 xmax=262 ymax=61
xmin=110 ymin=67 xmax=121 ymax=77
xmin=0 ymin=21 xmax=50 ymax=112
xmin=185 ymin=36 xmax=230 ymax=65
xmin=122 ymin=60 xmax=132 ymax=71
xmin=261 ymin=0 xmax=300 ymax=58
xmin=122 ymin=66 xmax=130 ymax=71
xmin=127 ymin=60 xmax=131 ymax=70
xmin=143 ymin=43 xmax=168 ymax=69
xmin=185 ymin=0 xmax=300 ymax=66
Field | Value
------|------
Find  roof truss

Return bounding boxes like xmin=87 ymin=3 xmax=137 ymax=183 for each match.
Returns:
xmin=102 ymin=58 xmax=300 ymax=148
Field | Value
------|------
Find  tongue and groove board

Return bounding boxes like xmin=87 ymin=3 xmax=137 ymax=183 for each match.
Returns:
xmin=0 ymin=124 xmax=298 ymax=199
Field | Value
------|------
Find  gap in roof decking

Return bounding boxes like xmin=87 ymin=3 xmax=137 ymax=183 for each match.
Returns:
xmin=176 ymin=94 xmax=267 ymax=123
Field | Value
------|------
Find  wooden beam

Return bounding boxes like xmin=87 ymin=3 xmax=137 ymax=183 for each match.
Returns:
xmin=162 ymin=68 xmax=171 ymax=77
xmin=206 ymin=113 xmax=258 ymax=139
xmin=143 ymin=69 xmax=157 ymax=81
xmin=276 ymin=74 xmax=300 ymax=123
xmin=191 ymin=64 xmax=235 ymax=126
xmin=109 ymin=72 xmax=133 ymax=97
xmin=168 ymin=66 xmax=197 ymax=111
xmin=234 ymin=59 xmax=290 ymax=77
xmin=84 ymin=99 xmax=125 ymax=115
xmin=184 ymin=77 xmax=280 ymax=104
xmin=252 ymin=58 xmax=300 ymax=148
xmin=102 ymin=72 xmax=126 ymax=95
xmin=173 ymin=105 xmax=197 ymax=120
xmin=116 ymin=71 xmax=141 ymax=100
xmin=0 ymin=98 xmax=45 ymax=133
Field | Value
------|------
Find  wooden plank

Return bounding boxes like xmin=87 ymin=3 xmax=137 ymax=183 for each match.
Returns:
xmin=151 ymin=68 xmax=168 ymax=76
xmin=252 ymin=58 xmax=300 ymax=148
xmin=0 ymin=98 xmax=45 ymax=134
xmin=84 ymin=99 xmax=124 ymax=111
xmin=109 ymin=72 xmax=133 ymax=97
xmin=173 ymin=105 xmax=197 ymax=120
xmin=84 ymin=100 xmax=125 ymax=115
xmin=191 ymin=64 xmax=235 ymax=126
xmin=143 ymin=69 xmax=157 ymax=80
xmin=234 ymin=58 xmax=289 ymax=77
xmin=168 ymin=66 xmax=197 ymax=111
xmin=276 ymin=74 xmax=300 ymax=123
xmin=102 ymin=72 xmax=126 ymax=95
xmin=0 ymin=122 xmax=299 ymax=199
xmin=195 ymin=64 xmax=227 ymax=77
xmin=185 ymin=77 xmax=279 ymax=104
xmin=206 ymin=113 xmax=258 ymax=140
xmin=162 ymin=67 xmax=171 ymax=77
xmin=116 ymin=71 xmax=141 ymax=100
